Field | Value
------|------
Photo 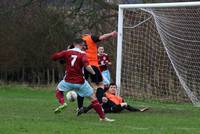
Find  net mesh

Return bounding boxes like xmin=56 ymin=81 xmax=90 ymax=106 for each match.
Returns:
xmin=120 ymin=6 xmax=200 ymax=105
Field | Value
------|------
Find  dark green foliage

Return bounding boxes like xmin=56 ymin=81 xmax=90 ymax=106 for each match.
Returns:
xmin=0 ymin=0 xmax=117 ymax=84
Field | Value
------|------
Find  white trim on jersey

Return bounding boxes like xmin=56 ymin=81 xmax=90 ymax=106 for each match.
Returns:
xmin=67 ymin=47 xmax=86 ymax=54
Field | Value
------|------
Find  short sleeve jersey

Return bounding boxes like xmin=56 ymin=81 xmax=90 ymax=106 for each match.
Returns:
xmin=82 ymin=35 xmax=100 ymax=67
xmin=105 ymin=92 xmax=123 ymax=105
xmin=51 ymin=48 xmax=89 ymax=84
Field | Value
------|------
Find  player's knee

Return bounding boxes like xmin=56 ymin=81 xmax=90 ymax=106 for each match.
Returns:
xmin=89 ymin=94 xmax=97 ymax=101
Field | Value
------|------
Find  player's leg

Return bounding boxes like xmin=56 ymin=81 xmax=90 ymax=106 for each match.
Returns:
xmin=89 ymin=95 xmax=115 ymax=122
xmin=84 ymin=95 xmax=111 ymax=114
xmin=101 ymin=70 xmax=111 ymax=85
xmin=110 ymin=105 xmax=124 ymax=113
xmin=80 ymin=86 xmax=105 ymax=114
xmin=89 ymin=66 xmax=106 ymax=103
xmin=77 ymin=84 xmax=105 ymax=115
xmin=125 ymin=105 xmax=140 ymax=112
xmin=77 ymin=67 xmax=105 ymax=115
xmin=77 ymin=66 xmax=103 ymax=115
xmin=95 ymin=83 xmax=105 ymax=103
xmin=139 ymin=107 xmax=149 ymax=112
xmin=77 ymin=95 xmax=84 ymax=109
xmin=106 ymin=70 xmax=111 ymax=83
xmin=125 ymin=105 xmax=149 ymax=112
xmin=77 ymin=80 xmax=114 ymax=122
xmin=55 ymin=89 xmax=65 ymax=105
xmin=105 ymin=100 xmax=124 ymax=113
xmin=54 ymin=80 xmax=71 ymax=114
xmin=81 ymin=87 xmax=105 ymax=114
xmin=76 ymin=67 xmax=90 ymax=110
xmin=77 ymin=81 xmax=104 ymax=118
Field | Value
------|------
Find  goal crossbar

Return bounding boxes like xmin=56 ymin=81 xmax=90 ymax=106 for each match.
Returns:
xmin=119 ymin=1 xmax=200 ymax=9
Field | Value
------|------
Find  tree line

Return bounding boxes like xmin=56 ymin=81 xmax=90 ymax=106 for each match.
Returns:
xmin=0 ymin=0 xmax=193 ymax=85
xmin=0 ymin=0 xmax=118 ymax=85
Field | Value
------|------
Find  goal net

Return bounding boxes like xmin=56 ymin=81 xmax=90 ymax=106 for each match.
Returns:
xmin=116 ymin=2 xmax=200 ymax=106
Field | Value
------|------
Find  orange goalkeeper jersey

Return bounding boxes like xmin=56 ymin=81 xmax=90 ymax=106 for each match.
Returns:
xmin=82 ymin=34 xmax=99 ymax=67
xmin=105 ymin=92 xmax=123 ymax=105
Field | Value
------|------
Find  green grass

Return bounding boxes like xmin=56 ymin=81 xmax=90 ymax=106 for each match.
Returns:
xmin=0 ymin=84 xmax=200 ymax=134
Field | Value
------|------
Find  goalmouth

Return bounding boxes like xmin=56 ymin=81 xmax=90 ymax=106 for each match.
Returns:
xmin=116 ymin=1 xmax=200 ymax=106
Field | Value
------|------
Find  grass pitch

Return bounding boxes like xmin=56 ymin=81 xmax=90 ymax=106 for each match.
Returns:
xmin=0 ymin=84 xmax=200 ymax=134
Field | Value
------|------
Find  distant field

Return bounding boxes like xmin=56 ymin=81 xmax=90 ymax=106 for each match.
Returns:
xmin=0 ymin=84 xmax=200 ymax=134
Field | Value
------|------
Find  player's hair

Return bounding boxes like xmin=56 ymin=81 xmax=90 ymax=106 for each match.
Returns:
xmin=73 ymin=38 xmax=85 ymax=44
xmin=67 ymin=44 xmax=74 ymax=49
xmin=73 ymin=38 xmax=87 ymax=50
xmin=98 ymin=46 xmax=104 ymax=49
xmin=81 ymin=29 xmax=91 ymax=35
xmin=109 ymin=83 xmax=117 ymax=88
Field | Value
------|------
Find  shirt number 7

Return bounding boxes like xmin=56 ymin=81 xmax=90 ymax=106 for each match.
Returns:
xmin=71 ymin=55 xmax=78 ymax=67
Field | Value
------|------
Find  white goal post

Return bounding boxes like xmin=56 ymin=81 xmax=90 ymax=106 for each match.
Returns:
xmin=116 ymin=1 xmax=200 ymax=106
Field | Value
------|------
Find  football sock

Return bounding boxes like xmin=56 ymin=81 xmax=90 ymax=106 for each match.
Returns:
xmin=55 ymin=89 xmax=65 ymax=104
xmin=96 ymin=87 xmax=105 ymax=103
xmin=91 ymin=99 xmax=105 ymax=119
xmin=84 ymin=104 xmax=93 ymax=113
xmin=77 ymin=95 xmax=84 ymax=109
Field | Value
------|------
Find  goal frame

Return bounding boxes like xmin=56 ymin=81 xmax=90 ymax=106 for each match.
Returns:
xmin=116 ymin=1 xmax=200 ymax=96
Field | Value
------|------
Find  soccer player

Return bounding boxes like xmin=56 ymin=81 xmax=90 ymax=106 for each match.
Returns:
xmin=102 ymin=83 xmax=149 ymax=113
xmin=98 ymin=46 xmax=112 ymax=86
xmin=83 ymin=83 xmax=149 ymax=113
xmin=51 ymin=38 xmax=114 ymax=122
xmin=77 ymin=31 xmax=117 ymax=115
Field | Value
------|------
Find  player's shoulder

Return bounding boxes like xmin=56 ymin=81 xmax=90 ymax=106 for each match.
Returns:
xmin=58 ymin=50 xmax=68 ymax=54
xmin=91 ymin=35 xmax=100 ymax=42
xmin=68 ymin=48 xmax=86 ymax=54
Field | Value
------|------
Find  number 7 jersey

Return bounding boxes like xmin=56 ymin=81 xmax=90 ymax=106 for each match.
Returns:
xmin=51 ymin=48 xmax=89 ymax=84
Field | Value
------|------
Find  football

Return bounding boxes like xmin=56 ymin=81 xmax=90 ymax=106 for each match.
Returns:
xmin=66 ymin=91 xmax=77 ymax=102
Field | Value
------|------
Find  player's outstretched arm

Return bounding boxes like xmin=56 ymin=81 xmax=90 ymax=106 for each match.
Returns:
xmin=51 ymin=50 xmax=66 ymax=61
xmin=99 ymin=31 xmax=117 ymax=41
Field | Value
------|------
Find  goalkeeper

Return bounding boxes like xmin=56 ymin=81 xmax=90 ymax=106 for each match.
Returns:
xmin=81 ymin=83 xmax=149 ymax=114
xmin=102 ymin=83 xmax=148 ymax=113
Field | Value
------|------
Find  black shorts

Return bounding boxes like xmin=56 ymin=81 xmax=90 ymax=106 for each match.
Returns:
xmin=84 ymin=66 xmax=103 ymax=83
